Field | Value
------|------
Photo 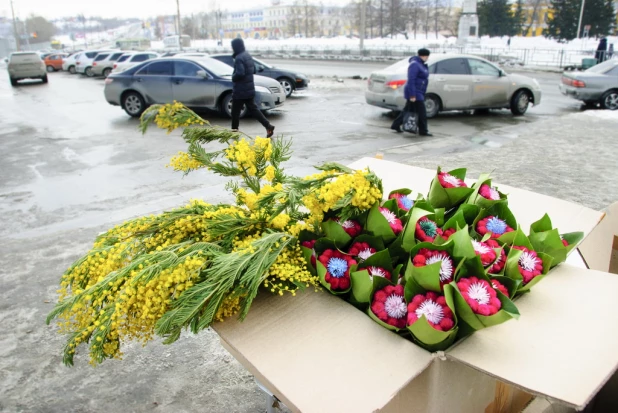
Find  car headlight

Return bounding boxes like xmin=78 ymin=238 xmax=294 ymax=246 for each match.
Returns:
xmin=255 ymin=86 xmax=271 ymax=94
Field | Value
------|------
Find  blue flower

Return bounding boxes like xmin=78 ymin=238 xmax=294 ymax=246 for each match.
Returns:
xmin=327 ymin=258 xmax=348 ymax=278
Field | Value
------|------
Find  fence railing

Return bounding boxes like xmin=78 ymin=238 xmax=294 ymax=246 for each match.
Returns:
xmin=193 ymin=44 xmax=602 ymax=69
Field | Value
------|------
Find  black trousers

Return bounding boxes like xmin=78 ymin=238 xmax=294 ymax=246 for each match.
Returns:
xmin=391 ymin=100 xmax=428 ymax=134
xmin=231 ymin=97 xmax=271 ymax=130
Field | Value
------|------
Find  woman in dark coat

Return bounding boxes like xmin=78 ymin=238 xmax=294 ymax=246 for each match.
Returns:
xmin=391 ymin=48 xmax=431 ymax=136
xmin=231 ymin=38 xmax=275 ymax=137
xmin=595 ymin=38 xmax=608 ymax=63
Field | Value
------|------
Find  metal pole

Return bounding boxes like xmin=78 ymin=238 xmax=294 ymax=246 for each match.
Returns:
xmin=10 ymin=0 xmax=21 ymax=51
xmin=576 ymin=0 xmax=586 ymax=39
xmin=360 ymin=0 xmax=366 ymax=51
xmin=176 ymin=0 xmax=183 ymax=51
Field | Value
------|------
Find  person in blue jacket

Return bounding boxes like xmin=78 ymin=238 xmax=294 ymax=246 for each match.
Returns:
xmin=231 ymin=38 xmax=275 ymax=137
xmin=391 ymin=48 xmax=431 ymax=136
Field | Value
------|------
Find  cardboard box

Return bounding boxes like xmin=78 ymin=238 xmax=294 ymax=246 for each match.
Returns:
xmin=213 ymin=159 xmax=618 ymax=413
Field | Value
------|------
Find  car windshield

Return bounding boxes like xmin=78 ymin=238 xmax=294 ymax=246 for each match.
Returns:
xmin=192 ymin=57 xmax=233 ymax=76
xmin=253 ymin=58 xmax=272 ymax=69
xmin=586 ymin=59 xmax=618 ymax=74
xmin=10 ymin=53 xmax=40 ymax=62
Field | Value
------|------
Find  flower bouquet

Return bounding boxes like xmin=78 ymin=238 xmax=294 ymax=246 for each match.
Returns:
xmin=46 ymin=103 xmax=581 ymax=367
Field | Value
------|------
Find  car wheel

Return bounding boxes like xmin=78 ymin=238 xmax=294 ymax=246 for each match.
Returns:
xmin=510 ymin=90 xmax=530 ymax=116
xmin=42 ymin=74 xmax=48 ymax=84
xmin=221 ymin=93 xmax=247 ymax=119
xmin=69 ymin=65 xmax=76 ymax=74
xmin=424 ymin=94 xmax=441 ymax=118
xmin=85 ymin=67 xmax=94 ymax=77
xmin=122 ymin=92 xmax=146 ymax=117
xmin=46 ymin=65 xmax=55 ymax=72
xmin=601 ymin=90 xmax=618 ymax=110
xmin=278 ymin=77 xmax=294 ymax=97
xmin=10 ymin=77 xmax=18 ymax=87
xmin=103 ymin=68 xmax=112 ymax=78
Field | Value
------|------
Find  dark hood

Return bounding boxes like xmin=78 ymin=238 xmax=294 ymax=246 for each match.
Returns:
xmin=232 ymin=38 xmax=246 ymax=57
xmin=409 ymin=55 xmax=425 ymax=65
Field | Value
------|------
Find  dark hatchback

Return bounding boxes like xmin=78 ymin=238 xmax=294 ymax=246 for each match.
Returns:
xmin=210 ymin=54 xmax=309 ymax=97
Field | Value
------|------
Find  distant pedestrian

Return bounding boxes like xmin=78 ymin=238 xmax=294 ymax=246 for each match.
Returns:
xmin=391 ymin=48 xmax=432 ymax=136
xmin=507 ymin=37 xmax=511 ymax=48
xmin=230 ymin=38 xmax=275 ymax=137
xmin=595 ymin=38 xmax=608 ymax=62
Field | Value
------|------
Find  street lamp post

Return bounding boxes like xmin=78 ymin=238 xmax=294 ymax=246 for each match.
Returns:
xmin=576 ymin=0 xmax=586 ymax=39
xmin=176 ymin=0 xmax=183 ymax=51
xmin=10 ymin=0 xmax=21 ymax=51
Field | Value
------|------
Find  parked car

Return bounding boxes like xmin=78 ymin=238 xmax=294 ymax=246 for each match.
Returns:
xmin=63 ymin=52 xmax=81 ymax=74
xmin=91 ymin=51 xmax=126 ymax=78
xmin=365 ymin=54 xmax=542 ymax=118
xmin=104 ymin=56 xmax=286 ymax=118
xmin=76 ymin=50 xmax=116 ymax=77
xmin=112 ymin=52 xmax=159 ymax=73
xmin=559 ymin=59 xmax=618 ymax=110
xmin=210 ymin=54 xmax=309 ymax=97
xmin=44 ymin=53 xmax=68 ymax=72
xmin=7 ymin=52 xmax=48 ymax=86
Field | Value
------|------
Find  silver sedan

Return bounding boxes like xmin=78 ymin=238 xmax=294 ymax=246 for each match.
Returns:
xmin=365 ymin=54 xmax=542 ymax=118
xmin=559 ymin=59 xmax=618 ymax=110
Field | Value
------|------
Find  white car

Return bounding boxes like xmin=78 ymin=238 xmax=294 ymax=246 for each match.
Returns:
xmin=91 ymin=51 xmax=126 ymax=78
xmin=7 ymin=52 xmax=47 ymax=86
xmin=112 ymin=52 xmax=158 ymax=73
xmin=76 ymin=50 xmax=115 ymax=77
xmin=62 ymin=52 xmax=81 ymax=74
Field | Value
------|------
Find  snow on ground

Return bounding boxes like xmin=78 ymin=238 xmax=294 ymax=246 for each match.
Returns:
xmin=574 ymin=110 xmax=618 ymax=121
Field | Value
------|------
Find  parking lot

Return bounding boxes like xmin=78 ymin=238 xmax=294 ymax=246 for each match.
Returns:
xmin=0 ymin=59 xmax=609 ymax=413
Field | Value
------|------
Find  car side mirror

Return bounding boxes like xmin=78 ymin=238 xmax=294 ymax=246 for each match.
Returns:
xmin=499 ymin=70 xmax=506 ymax=77
xmin=196 ymin=70 xmax=208 ymax=78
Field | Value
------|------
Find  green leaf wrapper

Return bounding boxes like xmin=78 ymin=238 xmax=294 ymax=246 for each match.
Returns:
xmin=466 ymin=173 xmax=508 ymax=209
xmin=428 ymin=167 xmax=474 ymax=210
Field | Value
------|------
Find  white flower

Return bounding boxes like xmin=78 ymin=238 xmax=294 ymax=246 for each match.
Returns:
xmin=415 ymin=299 xmax=444 ymax=324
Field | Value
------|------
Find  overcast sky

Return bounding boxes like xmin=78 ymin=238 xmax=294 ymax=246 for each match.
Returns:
xmin=1 ymin=0 xmax=361 ymax=20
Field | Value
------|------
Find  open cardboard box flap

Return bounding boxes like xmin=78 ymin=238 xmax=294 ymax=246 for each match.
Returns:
xmin=578 ymin=202 xmax=618 ymax=273
xmin=214 ymin=159 xmax=616 ymax=412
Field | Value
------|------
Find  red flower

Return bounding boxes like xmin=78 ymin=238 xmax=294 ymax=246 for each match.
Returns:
xmin=491 ymin=279 xmax=509 ymax=297
xmin=379 ymin=207 xmax=403 ymax=234
xmin=438 ymin=172 xmax=467 ymax=189
xmin=301 ymin=240 xmax=317 ymax=267
xmin=389 ymin=193 xmax=414 ymax=211
xmin=441 ymin=228 xmax=456 ymax=240
xmin=318 ymin=249 xmax=357 ymax=291
xmin=371 ymin=284 xmax=406 ymax=328
xmin=407 ymin=291 xmax=455 ymax=331
xmin=479 ymin=184 xmax=501 ymax=201
xmin=415 ymin=217 xmax=443 ymax=243
xmin=486 ymin=240 xmax=506 ymax=274
xmin=367 ymin=266 xmax=392 ymax=281
xmin=348 ymin=242 xmax=376 ymax=262
xmin=412 ymin=248 xmax=454 ymax=287
xmin=333 ymin=218 xmax=362 ymax=237
xmin=512 ymin=246 xmax=543 ymax=285
xmin=476 ymin=216 xmax=514 ymax=238
xmin=472 ymin=240 xmax=497 ymax=267
xmin=457 ymin=276 xmax=502 ymax=316
xmin=561 ymin=238 xmax=569 ymax=247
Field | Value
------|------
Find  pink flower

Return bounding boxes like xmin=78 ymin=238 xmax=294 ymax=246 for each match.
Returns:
xmin=441 ymin=228 xmax=456 ymax=240
xmin=318 ymin=249 xmax=357 ymax=291
xmin=512 ymin=246 xmax=543 ymax=285
xmin=407 ymin=291 xmax=455 ymax=331
xmin=476 ymin=216 xmax=514 ymax=238
xmin=472 ymin=239 xmax=497 ymax=267
xmin=347 ymin=242 xmax=376 ymax=262
xmin=411 ymin=248 xmax=455 ymax=287
xmin=333 ymin=218 xmax=362 ymax=237
xmin=380 ymin=207 xmax=403 ymax=234
xmin=561 ymin=238 xmax=569 ymax=247
xmin=491 ymin=279 xmax=509 ymax=297
xmin=438 ymin=172 xmax=467 ymax=189
xmin=486 ymin=240 xmax=506 ymax=274
xmin=479 ymin=184 xmax=501 ymax=201
xmin=371 ymin=284 xmax=406 ymax=328
xmin=457 ymin=276 xmax=502 ymax=316
xmin=415 ymin=217 xmax=443 ymax=243
xmin=367 ymin=266 xmax=392 ymax=281
xmin=301 ymin=240 xmax=317 ymax=267
xmin=389 ymin=193 xmax=414 ymax=211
